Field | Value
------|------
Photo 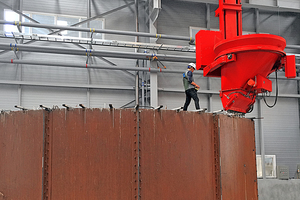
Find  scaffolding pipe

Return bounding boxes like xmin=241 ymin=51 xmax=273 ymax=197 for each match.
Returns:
xmin=0 ymin=20 xmax=194 ymax=42
xmin=0 ymin=43 xmax=195 ymax=62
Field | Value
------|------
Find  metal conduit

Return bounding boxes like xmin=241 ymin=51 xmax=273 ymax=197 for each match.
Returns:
xmin=0 ymin=43 xmax=195 ymax=63
xmin=0 ymin=20 xmax=194 ymax=42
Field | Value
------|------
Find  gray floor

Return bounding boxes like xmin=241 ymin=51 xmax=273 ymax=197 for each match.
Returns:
xmin=258 ymin=179 xmax=300 ymax=200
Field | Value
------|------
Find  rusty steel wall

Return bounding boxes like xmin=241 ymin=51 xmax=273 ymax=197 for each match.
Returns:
xmin=49 ymin=109 xmax=136 ymax=200
xmin=0 ymin=108 xmax=258 ymax=200
xmin=218 ymin=115 xmax=258 ymax=200
xmin=139 ymin=110 xmax=218 ymax=200
xmin=0 ymin=110 xmax=44 ymax=200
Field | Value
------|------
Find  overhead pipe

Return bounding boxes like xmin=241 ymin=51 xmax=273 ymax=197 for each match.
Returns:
xmin=1 ymin=59 xmax=198 ymax=74
xmin=2 ymin=59 xmax=300 ymax=80
xmin=286 ymin=45 xmax=300 ymax=50
xmin=0 ymin=20 xmax=194 ymax=42
xmin=1 ymin=78 xmax=300 ymax=99
xmin=0 ymin=43 xmax=195 ymax=63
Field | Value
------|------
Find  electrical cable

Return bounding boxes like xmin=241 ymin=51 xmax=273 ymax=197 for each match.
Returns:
xmin=247 ymin=104 xmax=254 ymax=113
xmin=263 ymin=70 xmax=278 ymax=108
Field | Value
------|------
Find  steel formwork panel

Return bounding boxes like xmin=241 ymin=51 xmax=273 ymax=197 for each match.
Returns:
xmin=0 ymin=109 xmax=258 ymax=200
xmin=50 ymin=109 xmax=136 ymax=200
xmin=0 ymin=110 xmax=44 ymax=200
xmin=139 ymin=110 xmax=218 ymax=200
xmin=218 ymin=115 xmax=258 ymax=200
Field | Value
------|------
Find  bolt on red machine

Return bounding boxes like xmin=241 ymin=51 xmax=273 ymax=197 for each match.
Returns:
xmin=196 ymin=0 xmax=296 ymax=113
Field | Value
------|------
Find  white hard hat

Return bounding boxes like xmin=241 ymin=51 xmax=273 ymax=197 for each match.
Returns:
xmin=188 ymin=63 xmax=196 ymax=69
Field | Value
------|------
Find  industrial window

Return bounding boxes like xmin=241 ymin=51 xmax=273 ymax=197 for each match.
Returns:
xmin=256 ymin=155 xmax=277 ymax=178
xmin=189 ymin=27 xmax=219 ymax=40
xmin=3 ymin=10 xmax=104 ymax=39
xmin=3 ymin=9 xmax=21 ymax=35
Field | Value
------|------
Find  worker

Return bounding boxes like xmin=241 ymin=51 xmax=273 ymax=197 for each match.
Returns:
xmin=182 ymin=63 xmax=200 ymax=111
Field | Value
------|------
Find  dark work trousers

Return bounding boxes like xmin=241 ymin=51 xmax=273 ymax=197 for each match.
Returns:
xmin=183 ymin=88 xmax=200 ymax=111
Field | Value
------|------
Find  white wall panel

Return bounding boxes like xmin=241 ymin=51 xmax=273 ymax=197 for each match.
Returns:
xmin=211 ymin=95 xmax=224 ymax=112
xmin=157 ymin=0 xmax=206 ymax=46
xmin=23 ymin=0 xmax=87 ymax=16
xmin=0 ymin=85 xmax=18 ymax=110
xmin=22 ymin=64 xmax=88 ymax=84
xmin=21 ymin=86 xmax=87 ymax=109
xmin=0 ymin=63 xmax=19 ymax=80
xmin=90 ymin=89 xmax=135 ymax=108
xmin=158 ymin=92 xmax=185 ymax=110
xmin=262 ymin=98 xmax=300 ymax=176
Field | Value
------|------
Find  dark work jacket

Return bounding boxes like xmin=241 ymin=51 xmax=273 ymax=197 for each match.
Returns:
xmin=183 ymin=69 xmax=195 ymax=91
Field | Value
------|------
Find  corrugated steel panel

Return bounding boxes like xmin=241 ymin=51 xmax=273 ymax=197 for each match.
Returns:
xmin=0 ymin=110 xmax=43 ymax=200
xmin=22 ymin=59 xmax=88 ymax=85
xmin=0 ymin=85 xmax=18 ymax=111
xmin=23 ymin=0 xmax=87 ymax=16
xmin=139 ymin=110 xmax=218 ymax=200
xmin=218 ymin=115 xmax=258 ymax=200
xmin=22 ymin=86 xmax=87 ymax=109
xmin=89 ymin=89 xmax=135 ymax=109
xmin=262 ymin=98 xmax=300 ymax=176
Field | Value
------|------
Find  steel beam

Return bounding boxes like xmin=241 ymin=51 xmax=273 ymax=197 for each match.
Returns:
xmin=176 ymin=0 xmax=300 ymax=13
xmin=257 ymin=98 xmax=266 ymax=179
xmin=150 ymin=70 xmax=158 ymax=108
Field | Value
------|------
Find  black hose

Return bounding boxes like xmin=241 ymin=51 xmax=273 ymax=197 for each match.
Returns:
xmin=263 ymin=70 xmax=278 ymax=108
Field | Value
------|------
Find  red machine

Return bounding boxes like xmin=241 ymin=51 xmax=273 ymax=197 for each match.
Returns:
xmin=196 ymin=0 xmax=296 ymax=113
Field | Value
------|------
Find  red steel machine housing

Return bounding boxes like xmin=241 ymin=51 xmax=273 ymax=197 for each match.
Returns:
xmin=196 ymin=0 xmax=296 ymax=113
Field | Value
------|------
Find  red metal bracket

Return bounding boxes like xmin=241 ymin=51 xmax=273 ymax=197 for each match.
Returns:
xmin=195 ymin=30 xmax=222 ymax=70
xmin=203 ymin=54 xmax=236 ymax=77
xmin=283 ymin=55 xmax=296 ymax=78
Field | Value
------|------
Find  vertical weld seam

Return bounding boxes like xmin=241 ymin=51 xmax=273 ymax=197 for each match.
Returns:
xmin=44 ymin=113 xmax=50 ymax=199
xmin=136 ymin=109 xmax=141 ymax=200
xmin=218 ymin=116 xmax=222 ymax=200
xmin=213 ymin=115 xmax=221 ymax=200
xmin=49 ymin=112 xmax=53 ymax=199
xmin=42 ymin=110 xmax=52 ymax=200
xmin=41 ymin=110 xmax=45 ymax=200
xmin=215 ymin=115 xmax=219 ymax=200
xmin=43 ymin=111 xmax=49 ymax=200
